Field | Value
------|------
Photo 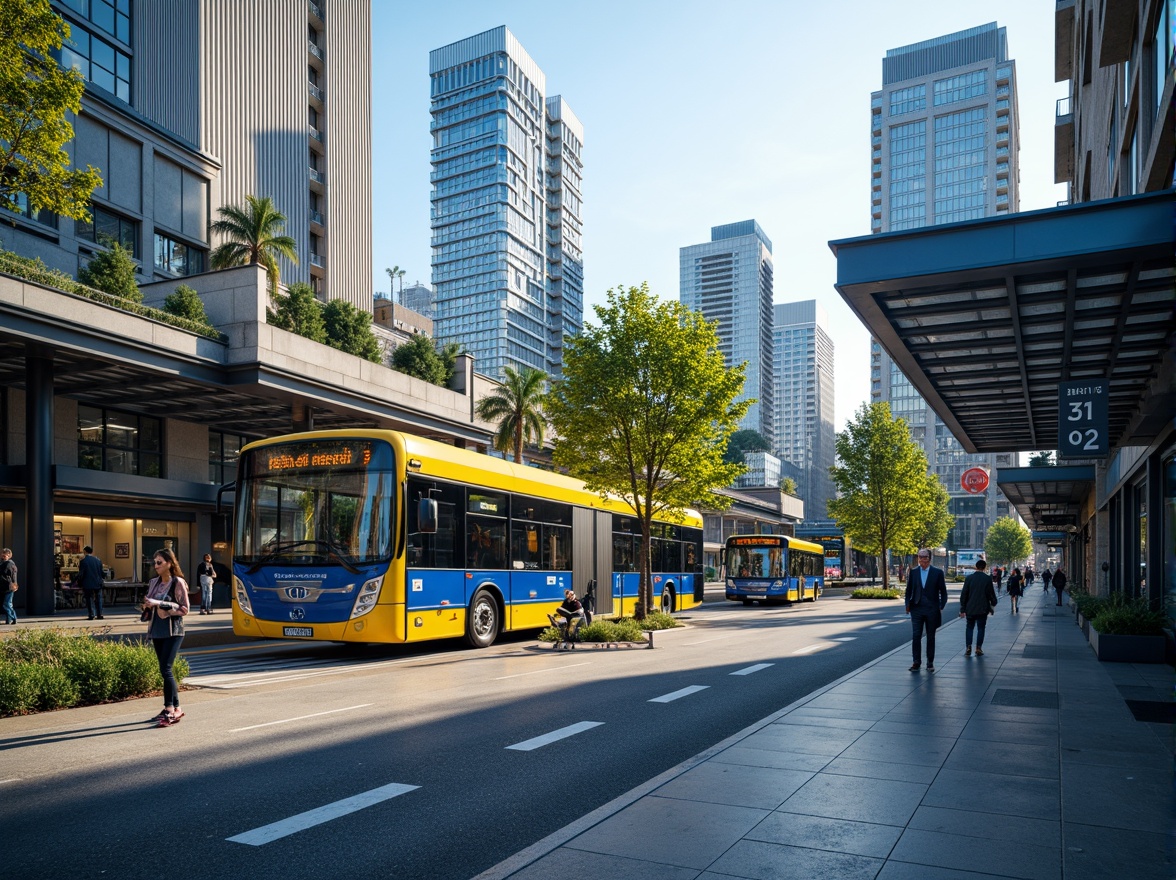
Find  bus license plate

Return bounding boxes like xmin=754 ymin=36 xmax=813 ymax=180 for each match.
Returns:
xmin=284 ymin=626 xmax=314 ymax=637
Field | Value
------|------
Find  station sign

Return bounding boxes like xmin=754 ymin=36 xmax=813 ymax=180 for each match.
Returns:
xmin=960 ymin=467 xmax=990 ymax=494
xmin=1058 ymin=379 xmax=1109 ymax=458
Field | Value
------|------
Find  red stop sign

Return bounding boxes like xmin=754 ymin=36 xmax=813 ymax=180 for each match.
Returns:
xmin=961 ymin=467 xmax=990 ymax=494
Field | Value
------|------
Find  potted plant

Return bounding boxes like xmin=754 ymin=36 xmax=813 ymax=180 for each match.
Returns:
xmin=1087 ymin=596 xmax=1169 ymax=663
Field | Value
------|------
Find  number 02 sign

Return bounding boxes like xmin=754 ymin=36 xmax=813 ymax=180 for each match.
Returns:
xmin=1057 ymin=379 xmax=1108 ymax=458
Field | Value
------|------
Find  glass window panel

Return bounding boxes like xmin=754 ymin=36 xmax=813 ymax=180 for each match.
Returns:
xmin=91 ymin=35 xmax=115 ymax=72
xmin=78 ymin=405 xmax=104 ymax=443
xmin=117 ymin=51 xmax=130 ymax=79
xmin=139 ymin=417 xmax=161 ymax=451
xmin=92 ymin=0 xmax=115 ymax=35
xmin=105 ymin=448 xmax=136 ymax=474
xmin=90 ymin=66 xmax=114 ymax=94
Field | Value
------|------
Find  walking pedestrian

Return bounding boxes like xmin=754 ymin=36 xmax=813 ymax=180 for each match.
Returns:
xmin=1025 ymin=568 xmax=1035 ymax=590
xmin=958 ymin=558 xmax=997 ymax=656
xmin=0 ymin=548 xmax=18 ymax=625
xmin=77 ymin=545 xmax=105 ymax=620
xmin=904 ymin=548 xmax=948 ymax=672
xmin=142 ymin=548 xmax=189 ymax=727
xmin=196 ymin=553 xmax=216 ymax=614
xmin=1053 ymin=567 xmax=1067 ymax=605
xmin=1042 ymin=568 xmax=1053 ymax=594
xmin=992 ymin=565 xmax=1003 ymax=594
xmin=1006 ymin=567 xmax=1024 ymax=614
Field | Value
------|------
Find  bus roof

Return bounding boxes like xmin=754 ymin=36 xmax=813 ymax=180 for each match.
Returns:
xmin=242 ymin=429 xmax=704 ymax=529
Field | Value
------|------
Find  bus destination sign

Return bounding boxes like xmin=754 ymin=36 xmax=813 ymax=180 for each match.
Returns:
xmin=729 ymin=536 xmax=779 ymax=546
xmin=265 ymin=442 xmax=373 ymax=472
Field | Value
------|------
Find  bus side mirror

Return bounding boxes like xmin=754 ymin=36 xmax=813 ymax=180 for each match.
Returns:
xmin=418 ymin=498 xmax=438 ymax=534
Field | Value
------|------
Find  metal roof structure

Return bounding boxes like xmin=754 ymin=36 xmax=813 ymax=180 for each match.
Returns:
xmin=830 ymin=190 xmax=1175 ymax=455
xmin=995 ymin=465 xmax=1096 ymax=530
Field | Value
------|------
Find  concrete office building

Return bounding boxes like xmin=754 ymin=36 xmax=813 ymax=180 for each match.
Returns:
xmin=868 ymin=23 xmax=1019 ymax=552
xmin=773 ymin=301 xmax=835 ymax=521
xmin=3 ymin=1 xmax=371 ymax=308
xmin=429 ymin=26 xmax=584 ymax=380
xmin=679 ymin=221 xmax=775 ymax=448
xmin=399 ymin=282 xmax=435 ymax=318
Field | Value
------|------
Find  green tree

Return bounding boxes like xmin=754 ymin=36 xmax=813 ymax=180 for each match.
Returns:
xmin=985 ymin=516 xmax=1032 ymax=567
xmin=475 ymin=366 xmax=547 ymax=464
xmin=385 ymin=265 xmax=405 ymax=300
xmin=779 ymin=477 xmax=798 ymax=495
xmin=1028 ymin=450 xmax=1055 ymax=467
xmin=161 ymin=284 xmax=209 ymax=324
xmin=209 ymin=195 xmax=298 ymax=296
xmin=391 ymin=333 xmax=448 ymax=385
xmin=268 ymin=281 xmax=326 ymax=342
xmin=77 ymin=242 xmax=140 ymax=301
xmin=322 ymin=298 xmax=380 ymax=362
xmin=546 ymin=283 xmax=749 ymax=617
xmin=909 ymin=476 xmax=954 ymax=553
xmin=0 ymin=0 xmax=102 ymax=219
xmin=827 ymin=402 xmax=935 ymax=590
xmin=723 ymin=429 xmax=771 ymax=465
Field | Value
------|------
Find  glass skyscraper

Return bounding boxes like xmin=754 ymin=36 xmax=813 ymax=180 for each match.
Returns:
xmin=869 ymin=22 xmax=1020 ymax=552
xmin=429 ymin=27 xmax=583 ymax=380
xmin=679 ymin=221 xmax=775 ymax=448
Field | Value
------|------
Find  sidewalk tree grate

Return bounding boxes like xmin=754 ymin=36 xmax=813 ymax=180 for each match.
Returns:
xmin=991 ymin=689 xmax=1059 ymax=709
xmin=1125 ymin=700 xmax=1176 ymax=724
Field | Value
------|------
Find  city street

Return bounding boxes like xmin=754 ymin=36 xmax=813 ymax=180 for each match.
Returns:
xmin=0 ymin=592 xmax=935 ymax=880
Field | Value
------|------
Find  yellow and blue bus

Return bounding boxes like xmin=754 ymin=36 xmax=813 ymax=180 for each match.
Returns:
xmin=231 ymin=430 xmax=704 ymax=647
xmin=724 ymin=534 xmax=824 ymax=605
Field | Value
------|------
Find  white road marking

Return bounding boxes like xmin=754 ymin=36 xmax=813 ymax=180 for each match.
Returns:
xmin=230 ymin=704 xmax=372 ymax=732
xmin=227 ymin=782 xmax=419 ymax=846
xmin=730 ymin=663 xmax=774 ymax=676
xmin=649 ymin=685 xmax=710 ymax=703
xmin=494 ymin=662 xmax=589 ymax=681
xmin=792 ymin=644 xmax=827 ymax=654
xmin=831 ymin=637 xmax=857 ymax=642
xmin=681 ymin=634 xmax=737 ymax=646
xmin=506 ymin=721 xmax=604 ymax=751
xmin=0 ymin=778 xmax=18 ymax=785
xmin=870 ymin=625 xmax=888 ymax=630
xmin=193 ymin=659 xmax=397 ymax=689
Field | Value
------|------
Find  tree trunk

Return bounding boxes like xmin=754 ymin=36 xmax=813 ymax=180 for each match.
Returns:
xmin=635 ymin=517 xmax=652 ymax=620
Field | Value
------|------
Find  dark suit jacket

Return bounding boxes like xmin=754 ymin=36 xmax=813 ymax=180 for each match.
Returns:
xmin=76 ymin=553 xmax=104 ymax=591
xmin=905 ymin=565 xmax=949 ymax=626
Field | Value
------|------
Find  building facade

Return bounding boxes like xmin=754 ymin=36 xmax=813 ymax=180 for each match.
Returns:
xmin=3 ymin=2 xmax=371 ymax=308
xmin=679 ymin=221 xmax=775 ymax=448
xmin=429 ymin=26 xmax=584 ymax=381
xmin=869 ymin=22 xmax=1020 ymax=552
xmin=399 ymin=281 xmax=434 ymax=318
xmin=773 ymin=301 xmax=835 ymax=521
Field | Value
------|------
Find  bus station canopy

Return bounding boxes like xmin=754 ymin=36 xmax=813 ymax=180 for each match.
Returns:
xmin=995 ymin=464 xmax=1095 ymax=530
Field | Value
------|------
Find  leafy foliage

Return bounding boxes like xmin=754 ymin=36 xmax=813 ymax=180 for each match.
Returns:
xmin=0 ymin=0 xmax=102 ymax=219
xmin=268 ymin=281 xmax=326 ymax=342
xmin=475 ymin=366 xmax=547 ymax=463
xmin=850 ymin=588 xmax=903 ymax=599
xmin=77 ymin=242 xmax=141 ymax=302
xmin=322 ymin=298 xmax=380 ymax=362
xmin=909 ymin=477 xmax=954 ymax=553
xmin=1088 ymin=594 xmax=1167 ymax=636
xmin=210 ymin=195 xmax=298 ymax=296
xmin=1028 ymin=450 xmax=1055 ymax=467
xmin=391 ymin=333 xmax=449 ymax=385
xmin=827 ymin=402 xmax=949 ymax=590
xmin=984 ymin=516 xmax=1032 ymax=566
xmin=161 ymin=284 xmax=210 ymax=325
xmin=723 ymin=429 xmax=771 ymax=465
xmin=546 ymin=283 xmax=749 ymax=617
xmin=779 ymin=476 xmax=798 ymax=495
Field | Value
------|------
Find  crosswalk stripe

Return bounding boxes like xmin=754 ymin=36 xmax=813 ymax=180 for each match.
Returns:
xmin=506 ymin=721 xmax=604 ymax=751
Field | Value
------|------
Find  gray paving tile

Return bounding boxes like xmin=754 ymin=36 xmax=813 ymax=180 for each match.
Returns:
xmin=959 ymin=718 xmax=1059 ymax=746
xmin=566 ymin=796 xmax=768 ymax=870
xmin=1059 ymin=744 xmax=1172 ymax=771
xmin=787 ymin=705 xmax=891 ymax=723
xmin=804 ymin=694 xmax=903 ymax=713
xmin=746 ymin=811 xmax=902 ymax=858
xmin=777 ymin=711 xmax=876 ymax=731
xmin=710 ymin=746 xmax=833 ymax=773
xmin=821 ymin=756 xmax=940 ymax=784
xmin=778 ymin=773 xmax=928 ymax=825
xmin=923 ymin=768 xmax=1059 ymax=820
xmin=703 ymin=839 xmax=884 ymax=880
xmin=739 ymin=727 xmax=857 ymax=758
xmin=1061 ymin=763 xmax=1174 ymax=834
xmin=1061 ymin=822 xmax=1174 ymax=879
xmin=869 ymin=717 xmax=968 ymax=738
xmin=909 ymin=805 xmax=1060 ymax=846
xmin=654 ymin=761 xmax=813 ymax=810
xmin=836 ymin=730 xmax=956 ymax=768
xmin=508 ymin=847 xmax=702 ymax=880
xmin=877 ymin=860 xmax=1036 ymax=879
xmin=890 ymin=827 xmax=1060 ymax=879
xmin=945 ymin=737 xmax=1059 ymax=779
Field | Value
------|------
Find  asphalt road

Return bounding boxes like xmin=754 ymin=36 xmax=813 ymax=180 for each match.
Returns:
xmin=0 ymin=592 xmax=938 ymax=880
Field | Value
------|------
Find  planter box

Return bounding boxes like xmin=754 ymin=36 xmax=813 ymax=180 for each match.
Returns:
xmin=1089 ymin=624 xmax=1166 ymax=663
xmin=1076 ymin=612 xmax=1089 ymax=639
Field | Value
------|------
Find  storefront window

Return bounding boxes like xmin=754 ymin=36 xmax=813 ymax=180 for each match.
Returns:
xmin=78 ymin=405 xmax=162 ymax=477
xmin=1163 ymin=452 xmax=1176 ymax=625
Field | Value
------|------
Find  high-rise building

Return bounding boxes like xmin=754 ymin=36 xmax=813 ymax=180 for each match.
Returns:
xmin=679 ymin=221 xmax=775 ymax=448
xmin=773 ymin=301 xmax=835 ymax=521
xmin=4 ymin=2 xmax=372 ymax=308
xmin=399 ymin=282 xmax=435 ymax=318
xmin=429 ymin=26 xmax=584 ymax=381
xmin=869 ymin=22 xmax=1019 ymax=551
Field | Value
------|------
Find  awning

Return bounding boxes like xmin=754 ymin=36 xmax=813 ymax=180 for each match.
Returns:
xmin=995 ymin=465 xmax=1096 ymax=530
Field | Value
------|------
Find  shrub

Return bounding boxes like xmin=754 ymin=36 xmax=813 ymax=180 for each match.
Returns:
xmin=639 ymin=611 xmax=681 ymax=631
xmin=77 ymin=242 xmax=142 ymax=302
xmin=32 ymin=664 xmax=80 ymax=710
xmin=851 ymin=587 xmax=903 ymax=599
xmin=0 ymin=662 xmax=39 ymax=715
xmin=162 ymin=284 xmax=210 ymax=325
xmin=62 ymin=641 xmax=120 ymax=704
xmin=112 ymin=641 xmax=164 ymax=699
xmin=1089 ymin=596 xmax=1168 ymax=636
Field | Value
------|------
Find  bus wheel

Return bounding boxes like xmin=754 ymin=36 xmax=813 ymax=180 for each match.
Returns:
xmin=466 ymin=588 xmax=498 ymax=648
xmin=660 ymin=586 xmax=675 ymax=614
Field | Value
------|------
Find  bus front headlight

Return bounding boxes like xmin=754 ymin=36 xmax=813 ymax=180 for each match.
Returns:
xmin=350 ymin=576 xmax=383 ymax=619
xmin=234 ymin=576 xmax=253 ymax=616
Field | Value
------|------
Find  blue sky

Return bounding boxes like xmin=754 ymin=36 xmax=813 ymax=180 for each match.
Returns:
xmin=370 ymin=1 xmax=1067 ymax=431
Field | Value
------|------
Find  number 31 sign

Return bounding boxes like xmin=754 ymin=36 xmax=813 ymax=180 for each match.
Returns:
xmin=1058 ymin=379 xmax=1108 ymax=458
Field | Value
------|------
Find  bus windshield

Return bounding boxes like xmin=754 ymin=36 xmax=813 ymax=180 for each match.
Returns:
xmin=235 ymin=438 xmax=395 ymax=565
xmin=725 ymin=538 xmax=785 ymax=579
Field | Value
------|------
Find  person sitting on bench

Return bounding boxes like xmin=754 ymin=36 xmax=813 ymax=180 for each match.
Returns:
xmin=555 ymin=589 xmax=586 ymax=624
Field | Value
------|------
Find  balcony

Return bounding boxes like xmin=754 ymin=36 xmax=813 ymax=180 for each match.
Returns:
xmin=309 ymin=166 xmax=324 ymax=185
xmin=1054 ymin=95 xmax=1074 ymax=184
xmin=309 ymin=81 xmax=324 ymax=103
xmin=1055 ymin=0 xmax=1075 ymax=81
xmin=309 ymin=124 xmax=323 ymax=144
xmin=309 ymin=209 xmax=323 ymax=226
xmin=308 ymin=40 xmax=323 ymax=61
xmin=310 ymin=252 xmax=324 ymax=268
xmin=309 ymin=0 xmax=324 ymax=22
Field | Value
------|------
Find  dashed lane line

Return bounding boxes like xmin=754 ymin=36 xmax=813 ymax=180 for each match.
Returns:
xmin=649 ymin=685 xmax=710 ymax=703
xmin=494 ymin=662 xmax=589 ymax=681
xmin=230 ymin=704 xmax=372 ymax=733
xmin=227 ymin=782 xmax=420 ymax=846
xmin=730 ymin=663 xmax=774 ymax=676
xmin=792 ymin=644 xmax=828 ymax=655
xmin=506 ymin=721 xmax=604 ymax=751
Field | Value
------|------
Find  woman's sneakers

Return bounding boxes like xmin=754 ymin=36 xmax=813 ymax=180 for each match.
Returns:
xmin=155 ymin=710 xmax=184 ymax=727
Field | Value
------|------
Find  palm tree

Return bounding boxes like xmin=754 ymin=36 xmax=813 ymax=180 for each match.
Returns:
xmin=386 ymin=265 xmax=405 ymax=301
xmin=210 ymin=195 xmax=298 ymax=296
xmin=475 ymin=366 xmax=547 ymax=464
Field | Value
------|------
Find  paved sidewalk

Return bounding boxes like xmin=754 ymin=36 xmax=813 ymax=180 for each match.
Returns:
xmin=0 ymin=602 xmax=247 ymax=648
xmin=480 ymin=589 xmax=1174 ymax=880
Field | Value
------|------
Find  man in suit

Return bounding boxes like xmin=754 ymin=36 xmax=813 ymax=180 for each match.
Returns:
xmin=77 ymin=545 xmax=105 ymax=620
xmin=905 ymin=548 xmax=949 ymax=672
